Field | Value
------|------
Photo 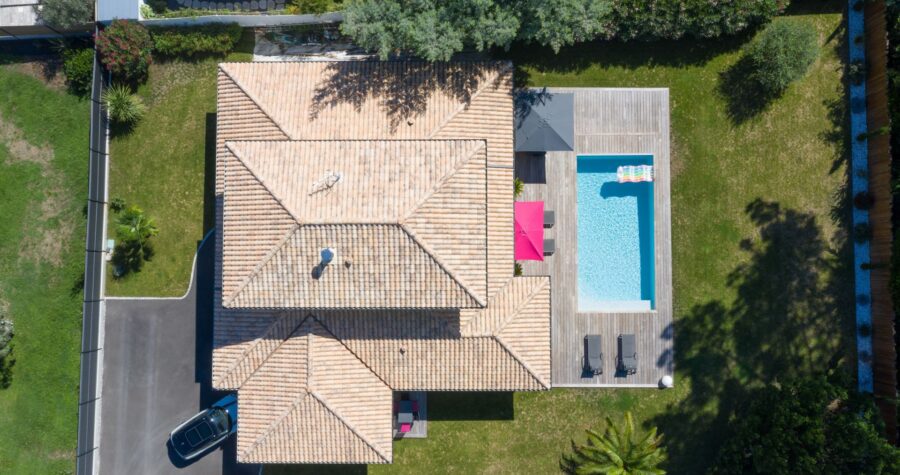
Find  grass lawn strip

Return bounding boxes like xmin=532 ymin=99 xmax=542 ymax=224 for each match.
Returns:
xmin=0 ymin=64 xmax=88 ymax=473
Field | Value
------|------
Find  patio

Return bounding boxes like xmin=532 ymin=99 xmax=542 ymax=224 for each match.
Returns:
xmin=518 ymin=88 xmax=674 ymax=387
xmin=393 ymin=392 xmax=427 ymax=439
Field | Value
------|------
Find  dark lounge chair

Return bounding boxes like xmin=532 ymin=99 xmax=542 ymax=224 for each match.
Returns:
xmin=544 ymin=238 xmax=555 ymax=256
xmin=584 ymin=335 xmax=602 ymax=375
xmin=544 ymin=210 xmax=555 ymax=228
xmin=618 ymin=334 xmax=638 ymax=375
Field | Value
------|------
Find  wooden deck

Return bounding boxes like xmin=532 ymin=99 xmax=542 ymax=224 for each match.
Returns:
xmin=519 ymin=88 xmax=674 ymax=387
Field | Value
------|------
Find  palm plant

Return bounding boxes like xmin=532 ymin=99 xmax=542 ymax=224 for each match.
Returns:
xmin=562 ymin=412 xmax=666 ymax=475
xmin=514 ymin=177 xmax=524 ymax=198
xmin=116 ymin=205 xmax=158 ymax=252
xmin=103 ymin=83 xmax=146 ymax=124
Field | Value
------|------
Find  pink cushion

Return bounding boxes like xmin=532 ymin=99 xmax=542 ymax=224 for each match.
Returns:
xmin=400 ymin=423 xmax=411 ymax=433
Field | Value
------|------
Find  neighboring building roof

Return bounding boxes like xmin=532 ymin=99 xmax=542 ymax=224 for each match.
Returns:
xmin=213 ymin=61 xmax=551 ymax=465
xmin=514 ymin=91 xmax=575 ymax=152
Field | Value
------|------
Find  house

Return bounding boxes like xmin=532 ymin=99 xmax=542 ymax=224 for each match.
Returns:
xmin=211 ymin=61 xmax=552 ymax=464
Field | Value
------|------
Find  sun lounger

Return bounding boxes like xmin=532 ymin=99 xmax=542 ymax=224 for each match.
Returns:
xmin=544 ymin=238 xmax=555 ymax=256
xmin=584 ymin=335 xmax=602 ymax=375
xmin=544 ymin=210 xmax=555 ymax=228
xmin=618 ymin=334 xmax=638 ymax=375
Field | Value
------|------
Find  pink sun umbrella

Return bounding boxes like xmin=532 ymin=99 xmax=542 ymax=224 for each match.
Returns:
xmin=514 ymin=201 xmax=544 ymax=261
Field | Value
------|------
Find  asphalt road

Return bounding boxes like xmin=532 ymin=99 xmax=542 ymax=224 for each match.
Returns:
xmin=99 ymin=238 xmax=258 ymax=475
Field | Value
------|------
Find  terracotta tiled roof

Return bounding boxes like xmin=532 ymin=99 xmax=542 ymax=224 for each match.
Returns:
xmin=221 ymin=139 xmax=489 ymax=309
xmin=213 ymin=61 xmax=551 ymax=465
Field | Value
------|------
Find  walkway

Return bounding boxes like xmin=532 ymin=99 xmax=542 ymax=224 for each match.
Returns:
xmin=519 ymin=88 xmax=674 ymax=387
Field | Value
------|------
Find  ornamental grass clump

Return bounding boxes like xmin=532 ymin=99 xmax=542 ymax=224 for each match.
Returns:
xmin=96 ymin=20 xmax=153 ymax=83
xmin=103 ymin=84 xmax=146 ymax=125
xmin=743 ymin=19 xmax=819 ymax=96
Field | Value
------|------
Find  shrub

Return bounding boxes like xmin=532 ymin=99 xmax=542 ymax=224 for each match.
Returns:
xmin=858 ymin=323 xmax=872 ymax=337
xmin=849 ymin=59 xmax=867 ymax=84
xmin=110 ymin=197 xmax=126 ymax=213
xmin=514 ymin=262 xmax=523 ymax=276
xmin=62 ymin=47 xmax=94 ymax=96
xmin=39 ymin=0 xmax=92 ymax=30
xmin=96 ymin=20 xmax=153 ymax=83
xmin=289 ymin=0 xmax=340 ymax=14
xmin=113 ymin=205 xmax=159 ymax=275
xmin=102 ymin=84 xmax=146 ymax=124
xmin=743 ymin=20 xmax=819 ymax=96
xmin=145 ymin=0 xmax=168 ymax=14
xmin=854 ymin=222 xmax=873 ymax=243
xmin=606 ymin=0 xmax=784 ymax=41
xmin=150 ymin=23 xmax=243 ymax=57
xmin=514 ymin=177 xmax=524 ymax=198
xmin=854 ymin=191 xmax=875 ymax=209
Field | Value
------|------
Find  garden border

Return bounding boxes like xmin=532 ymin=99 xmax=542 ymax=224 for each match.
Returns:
xmin=861 ymin=0 xmax=898 ymax=443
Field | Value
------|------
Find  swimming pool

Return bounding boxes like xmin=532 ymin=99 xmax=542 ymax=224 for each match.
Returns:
xmin=577 ymin=155 xmax=655 ymax=312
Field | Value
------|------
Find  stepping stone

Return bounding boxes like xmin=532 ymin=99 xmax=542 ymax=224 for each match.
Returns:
xmin=191 ymin=0 xmax=199 ymax=8
xmin=225 ymin=2 xmax=232 ymax=9
xmin=200 ymin=1 xmax=208 ymax=8
xmin=250 ymin=0 xmax=258 ymax=9
xmin=267 ymin=0 xmax=275 ymax=9
xmin=242 ymin=1 xmax=250 ymax=9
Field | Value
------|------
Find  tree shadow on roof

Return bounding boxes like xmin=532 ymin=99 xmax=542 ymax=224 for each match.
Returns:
xmin=309 ymin=60 xmax=507 ymax=133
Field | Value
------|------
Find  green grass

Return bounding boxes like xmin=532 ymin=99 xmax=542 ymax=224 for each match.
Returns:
xmin=274 ymin=6 xmax=853 ymax=475
xmin=106 ymin=36 xmax=253 ymax=297
xmin=0 ymin=64 xmax=89 ymax=473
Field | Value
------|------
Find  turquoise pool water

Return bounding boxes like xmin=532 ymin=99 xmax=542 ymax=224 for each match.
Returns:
xmin=577 ymin=155 xmax=655 ymax=312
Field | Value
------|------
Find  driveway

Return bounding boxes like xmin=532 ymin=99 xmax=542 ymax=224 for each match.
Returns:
xmin=99 ymin=237 xmax=258 ymax=474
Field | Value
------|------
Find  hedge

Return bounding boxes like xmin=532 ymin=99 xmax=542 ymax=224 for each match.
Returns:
xmin=150 ymin=23 xmax=243 ymax=57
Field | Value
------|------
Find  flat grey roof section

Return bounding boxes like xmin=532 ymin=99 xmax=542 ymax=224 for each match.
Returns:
xmin=0 ymin=1 xmax=38 ymax=28
xmin=518 ymin=88 xmax=673 ymax=387
xmin=515 ymin=90 xmax=575 ymax=152
xmin=97 ymin=0 xmax=139 ymax=22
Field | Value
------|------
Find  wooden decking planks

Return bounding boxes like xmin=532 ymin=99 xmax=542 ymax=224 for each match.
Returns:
xmin=519 ymin=88 xmax=673 ymax=387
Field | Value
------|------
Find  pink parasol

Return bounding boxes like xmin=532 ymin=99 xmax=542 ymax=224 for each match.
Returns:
xmin=514 ymin=201 xmax=544 ymax=261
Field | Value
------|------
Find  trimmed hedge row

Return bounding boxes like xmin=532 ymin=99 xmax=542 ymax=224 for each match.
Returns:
xmin=150 ymin=23 xmax=243 ymax=57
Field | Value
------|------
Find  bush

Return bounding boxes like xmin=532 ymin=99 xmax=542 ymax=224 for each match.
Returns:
xmin=606 ymin=0 xmax=784 ymax=41
xmin=39 ymin=0 xmax=92 ymax=30
xmin=743 ymin=19 xmax=819 ymax=96
xmin=150 ymin=23 xmax=243 ymax=57
xmin=62 ymin=47 xmax=94 ymax=96
xmin=96 ymin=20 xmax=153 ymax=83
xmin=854 ymin=191 xmax=875 ymax=209
xmin=854 ymin=222 xmax=874 ymax=243
xmin=145 ymin=0 xmax=168 ymax=14
xmin=103 ymin=84 xmax=146 ymax=124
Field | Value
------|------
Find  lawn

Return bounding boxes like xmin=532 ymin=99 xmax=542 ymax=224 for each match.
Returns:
xmin=0 ymin=59 xmax=89 ymax=472
xmin=105 ymin=30 xmax=253 ymax=297
xmin=274 ymin=5 xmax=853 ymax=475
xmin=107 ymin=6 xmax=853 ymax=473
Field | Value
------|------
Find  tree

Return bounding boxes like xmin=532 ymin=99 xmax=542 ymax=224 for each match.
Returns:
xmin=0 ymin=315 xmax=14 ymax=389
xmin=710 ymin=377 xmax=900 ymax=474
xmin=519 ymin=0 xmax=612 ymax=53
xmin=743 ymin=19 xmax=819 ymax=96
xmin=562 ymin=412 xmax=666 ymax=474
xmin=95 ymin=20 xmax=153 ymax=83
xmin=113 ymin=205 xmax=158 ymax=274
xmin=341 ymin=0 xmax=519 ymax=61
xmin=102 ymin=83 xmax=146 ymax=125
xmin=38 ymin=0 xmax=93 ymax=30
xmin=341 ymin=0 xmax=782 ymax=61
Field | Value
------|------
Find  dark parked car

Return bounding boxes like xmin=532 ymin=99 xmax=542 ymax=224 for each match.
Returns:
xmin=169 ymin=394 xmax=237 ymax=460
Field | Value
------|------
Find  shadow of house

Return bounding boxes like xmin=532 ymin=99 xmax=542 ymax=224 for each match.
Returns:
xmin=651 ymin=199 xmax=853 ymax=473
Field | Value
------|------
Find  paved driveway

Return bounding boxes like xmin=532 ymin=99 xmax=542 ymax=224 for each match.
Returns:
xmin=99 ymin=238 xmax=258 ymax=474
